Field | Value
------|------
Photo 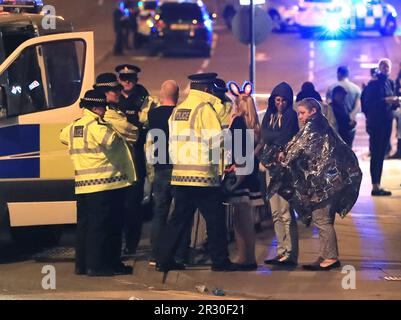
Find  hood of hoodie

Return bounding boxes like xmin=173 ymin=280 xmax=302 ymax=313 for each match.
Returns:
xmin=268 ymin=82 xmax=294 ymax=113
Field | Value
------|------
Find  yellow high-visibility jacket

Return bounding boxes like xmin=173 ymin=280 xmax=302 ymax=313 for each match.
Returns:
xmin=169 ymin=89 xmax=223 ymax=187
xmin=60 ymin=109 xmax=137 ymax=194
xmin=104 ymin=106 xmax=139 ymax=145
xmin=214 ymin=100 xmax=233 ymax=129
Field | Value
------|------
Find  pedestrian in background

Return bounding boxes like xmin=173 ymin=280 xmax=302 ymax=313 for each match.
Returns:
xmin=113 ymin=3 xmax=125 ymax=55
xmin=329 ymin=86 xmax=356 ymax=147
xmin=389 ymin=62 xmax=401 ymax=159
xmin=295 ymin=81 xmax=322 ymax=102
xmin=362 ymin=58 xmax=400 ymax=196
xmin=60 ymin=90 xmax=135 ymax=276
xmin=261 ymin=82 xmax=299 ymax=267
xmin=326 ymin=66 xmax=361 ymax=148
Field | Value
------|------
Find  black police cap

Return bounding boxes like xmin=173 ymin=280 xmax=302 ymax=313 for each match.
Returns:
xmin=94 ymin=73 xmax=123 ymax=92
xmin=80 ymin=89 xmax=108 ymax=109
xmin=115 ymin=64 xmax=141 ymax=82
xmin=188 ymin=72 xmax=218 ymax=84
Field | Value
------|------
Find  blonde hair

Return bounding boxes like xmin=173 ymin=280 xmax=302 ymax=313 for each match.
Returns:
xmin=234 ymin=95 xmax=261 ymax=144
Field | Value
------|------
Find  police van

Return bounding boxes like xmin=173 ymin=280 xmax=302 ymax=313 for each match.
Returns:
xmin=0 ymin=1 xmax=94 ymax=247
xmin=295 ymin=0 xmax=398 ymax=38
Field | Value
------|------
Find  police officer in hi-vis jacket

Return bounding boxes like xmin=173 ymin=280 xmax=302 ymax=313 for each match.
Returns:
xmin=60 ymin=90 xmax=136 ymax=276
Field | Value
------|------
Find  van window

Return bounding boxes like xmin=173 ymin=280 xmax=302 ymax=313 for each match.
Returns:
xmin=2 ymin=39 xmax=85 ymax=117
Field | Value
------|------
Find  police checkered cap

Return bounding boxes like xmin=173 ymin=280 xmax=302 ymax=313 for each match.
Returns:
xmin=188 ymin=72 xmax=218 ymax=84
xmin=94 ymin=73 xmax=123 ymax=91
xmin=80 ymin=89 xmax=107 ymax=109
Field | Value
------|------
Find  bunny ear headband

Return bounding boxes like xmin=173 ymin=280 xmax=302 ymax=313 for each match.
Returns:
xmin=228 ymin=81 xmax=253 ymax=97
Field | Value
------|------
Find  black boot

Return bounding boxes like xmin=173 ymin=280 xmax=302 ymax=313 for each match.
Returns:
xmin=389 ymin=139 xmax=401 ymax=159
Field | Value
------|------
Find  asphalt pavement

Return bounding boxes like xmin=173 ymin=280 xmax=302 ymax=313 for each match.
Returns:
xmin=0 ymin=0 xmax=401 ymax=300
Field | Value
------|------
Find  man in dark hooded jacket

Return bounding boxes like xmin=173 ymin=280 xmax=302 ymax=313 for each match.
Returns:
xmin=261 ymin=82 xmax=299 ymax=267
xmin=362 ymin=58 xmax=399 ymax=196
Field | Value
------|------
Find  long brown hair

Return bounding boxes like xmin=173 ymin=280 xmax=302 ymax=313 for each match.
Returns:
xmin=234 ymin=95 xmax=261 ymax=144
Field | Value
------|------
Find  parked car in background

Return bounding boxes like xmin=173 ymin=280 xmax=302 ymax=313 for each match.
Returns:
xmin=296 ymin=0 xmax=398 ymax=38
xmin=150 ymin=0 xmax=213 ymax=57
xmin=268 ymin=0 xmax=300 ymax=32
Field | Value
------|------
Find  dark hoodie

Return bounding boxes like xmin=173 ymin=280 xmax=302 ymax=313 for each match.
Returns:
xmin=261 ymin=82 xmax=299 ymax=147
xmin=362 ymin=73 xmax=396 ymax=127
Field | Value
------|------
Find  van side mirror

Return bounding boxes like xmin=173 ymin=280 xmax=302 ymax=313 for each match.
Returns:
xmin=0 ymin=86 xmax=8 ymax=119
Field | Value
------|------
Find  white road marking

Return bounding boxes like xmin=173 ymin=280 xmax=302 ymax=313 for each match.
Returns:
xmin=130 ymin=56 xmax=161 ymax=62
xmin=255 ymin=53 xmax=270 ymax=62
xmin=201 ymin=59 xmax=210 ymax=69
xmin=360 ymin=63 xmax=378 ymax=69
xmin=308 ymin=41 xmax=315 ymax=82
xmin=354 ymin=54 xmax=370 ymax=63
xmin=308 ymin=70 xmax=314 ymax=82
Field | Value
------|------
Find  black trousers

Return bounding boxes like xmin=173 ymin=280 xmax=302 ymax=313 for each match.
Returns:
xmin=151 ymin=169 xmax=191 ymax=262
xmin=123 ymin=178 xmax=145 ymax=253
xmin=114 ymin=31 xmax=123 ymax=55
xmin=76 ymin=188 xmax=125 ymax=272
xmin=154 ymin=186 xmax=230 ymax=267
xmin=369 ymin=120 xmax=392 ymax=185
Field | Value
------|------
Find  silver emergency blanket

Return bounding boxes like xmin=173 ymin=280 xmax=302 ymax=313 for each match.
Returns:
xmin=265 ymin=112 xmax=362 ymax=224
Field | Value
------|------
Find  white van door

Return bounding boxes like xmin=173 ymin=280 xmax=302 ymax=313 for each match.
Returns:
xmin=0 ymin=32 xmax=94 ymax=227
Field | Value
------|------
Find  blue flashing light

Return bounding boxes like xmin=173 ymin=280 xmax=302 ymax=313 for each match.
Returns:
xmin=326 ymin=17 xmax=341 ymax=32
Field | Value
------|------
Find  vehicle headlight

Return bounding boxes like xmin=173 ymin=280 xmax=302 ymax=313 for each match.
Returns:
xmin=326 ymin=17 xmax=341 ymax=31
xmin=146 ymin=19 xmax=154 ymax=28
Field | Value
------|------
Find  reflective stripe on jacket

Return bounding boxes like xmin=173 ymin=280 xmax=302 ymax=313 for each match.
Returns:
xmin=60 ymin=109 xmax=137 ymax=194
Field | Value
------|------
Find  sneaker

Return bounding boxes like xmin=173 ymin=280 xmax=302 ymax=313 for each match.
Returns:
xmin=264 ymin=254 xmax=284 ymax=265
xmin=371 ymin=189 xmax=392 ymax=196
xmin=276 ymin=259 xmax=297 ymax=267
